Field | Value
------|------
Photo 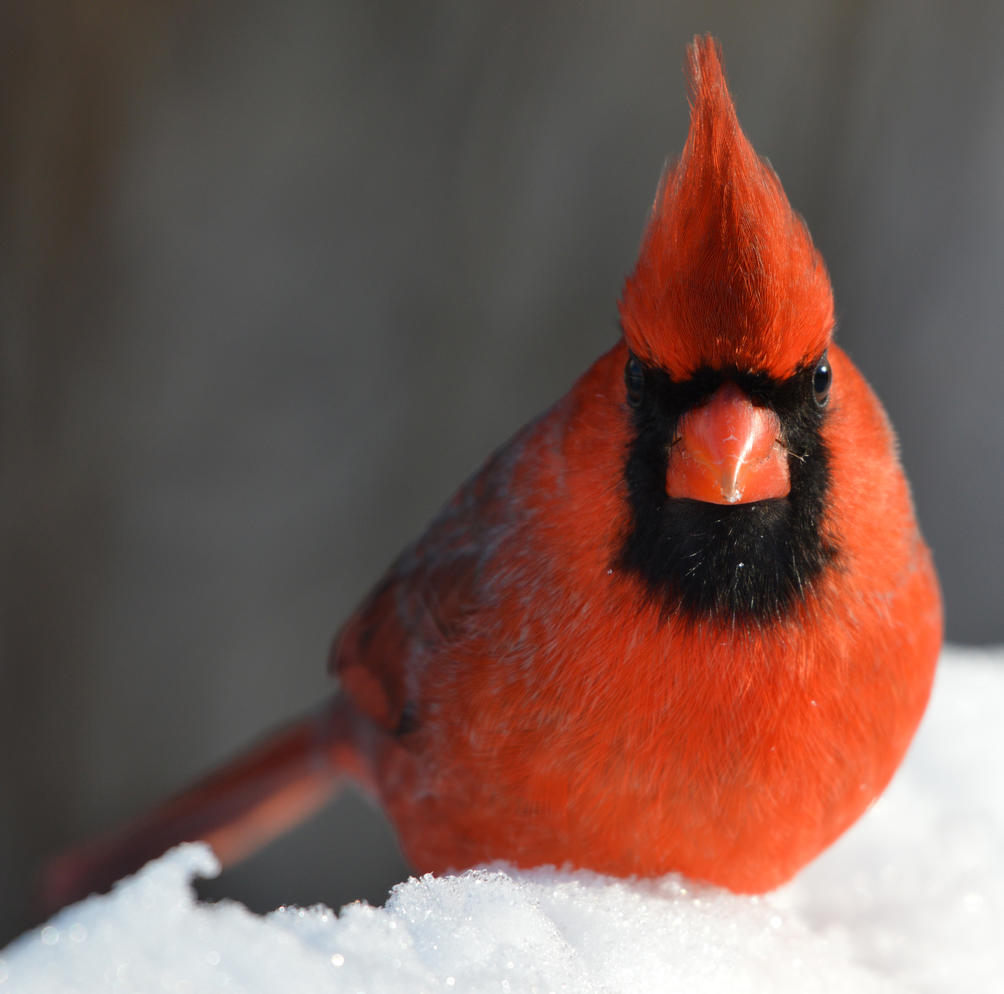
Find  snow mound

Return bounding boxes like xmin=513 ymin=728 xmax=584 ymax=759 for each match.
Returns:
xmin=2 ymin=647 xmax=1001 ymax=993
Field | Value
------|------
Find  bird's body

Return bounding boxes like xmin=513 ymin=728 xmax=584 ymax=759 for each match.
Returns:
xmin=42 ymin=37 xmax=941 ymax=911
xmin=336 ymin=340 xmax=939 ymax=892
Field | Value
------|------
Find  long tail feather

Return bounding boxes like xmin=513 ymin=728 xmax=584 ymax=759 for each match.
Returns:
xmin=40 ymin=694 xmax=373 ymax=913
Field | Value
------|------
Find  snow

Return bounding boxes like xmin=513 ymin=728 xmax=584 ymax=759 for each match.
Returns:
xmin=3 ymin=646 xmax=1001 ymax=993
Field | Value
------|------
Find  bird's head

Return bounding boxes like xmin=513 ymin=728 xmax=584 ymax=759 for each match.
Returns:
xmin=617 ymin=36 xmax=838 ymax=622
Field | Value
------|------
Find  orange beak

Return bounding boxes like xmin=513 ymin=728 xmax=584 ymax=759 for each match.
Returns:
xmin=665 ymin=383 xmax=790 ymax=505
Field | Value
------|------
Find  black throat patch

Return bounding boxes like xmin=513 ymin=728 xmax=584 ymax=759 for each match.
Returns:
xmin=618 ymin=361 xmax=836 ymax=624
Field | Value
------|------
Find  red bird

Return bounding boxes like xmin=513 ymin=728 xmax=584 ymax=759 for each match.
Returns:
xmin=43 ymin=36 xmax=942 ymax=910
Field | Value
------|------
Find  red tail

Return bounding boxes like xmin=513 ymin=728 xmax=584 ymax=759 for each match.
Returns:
xmin=40 ymin=695 xmax=375 ymax=913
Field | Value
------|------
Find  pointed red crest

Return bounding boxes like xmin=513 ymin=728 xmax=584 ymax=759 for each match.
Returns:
xmin=619 ymin=37 xmax=834 ymax=379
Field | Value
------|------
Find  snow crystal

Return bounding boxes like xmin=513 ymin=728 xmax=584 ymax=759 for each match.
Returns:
xmin=2 ymin=646 xmax=1001 ymax=993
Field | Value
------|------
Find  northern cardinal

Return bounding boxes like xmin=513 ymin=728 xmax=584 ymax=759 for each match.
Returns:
xmin=42 ymin=36 xmax=941 ymax=911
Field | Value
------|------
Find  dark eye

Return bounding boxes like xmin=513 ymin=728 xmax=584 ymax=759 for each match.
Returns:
xmin=625 ymin=355 xmax=645 ymax=408
xmin=812 ymin=352 xmax=832 ymax=407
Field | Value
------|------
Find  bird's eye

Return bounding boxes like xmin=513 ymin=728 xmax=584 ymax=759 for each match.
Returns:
xmin=625 ymin=355 xmax=645 ymax=408
xmin=812 ymin=352 xmax=832 ymax=407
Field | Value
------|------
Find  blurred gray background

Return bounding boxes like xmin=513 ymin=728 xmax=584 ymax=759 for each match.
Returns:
xmin=2 ymin=0 xmax=1002 ymax=946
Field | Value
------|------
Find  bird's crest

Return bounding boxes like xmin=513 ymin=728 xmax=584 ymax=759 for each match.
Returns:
xmin=620 ymin=36 xmax=834 ymax=379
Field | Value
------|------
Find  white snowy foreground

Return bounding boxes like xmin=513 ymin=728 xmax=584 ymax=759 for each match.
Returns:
xmin=3 ymin=646 xmax=1001 ymax=993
